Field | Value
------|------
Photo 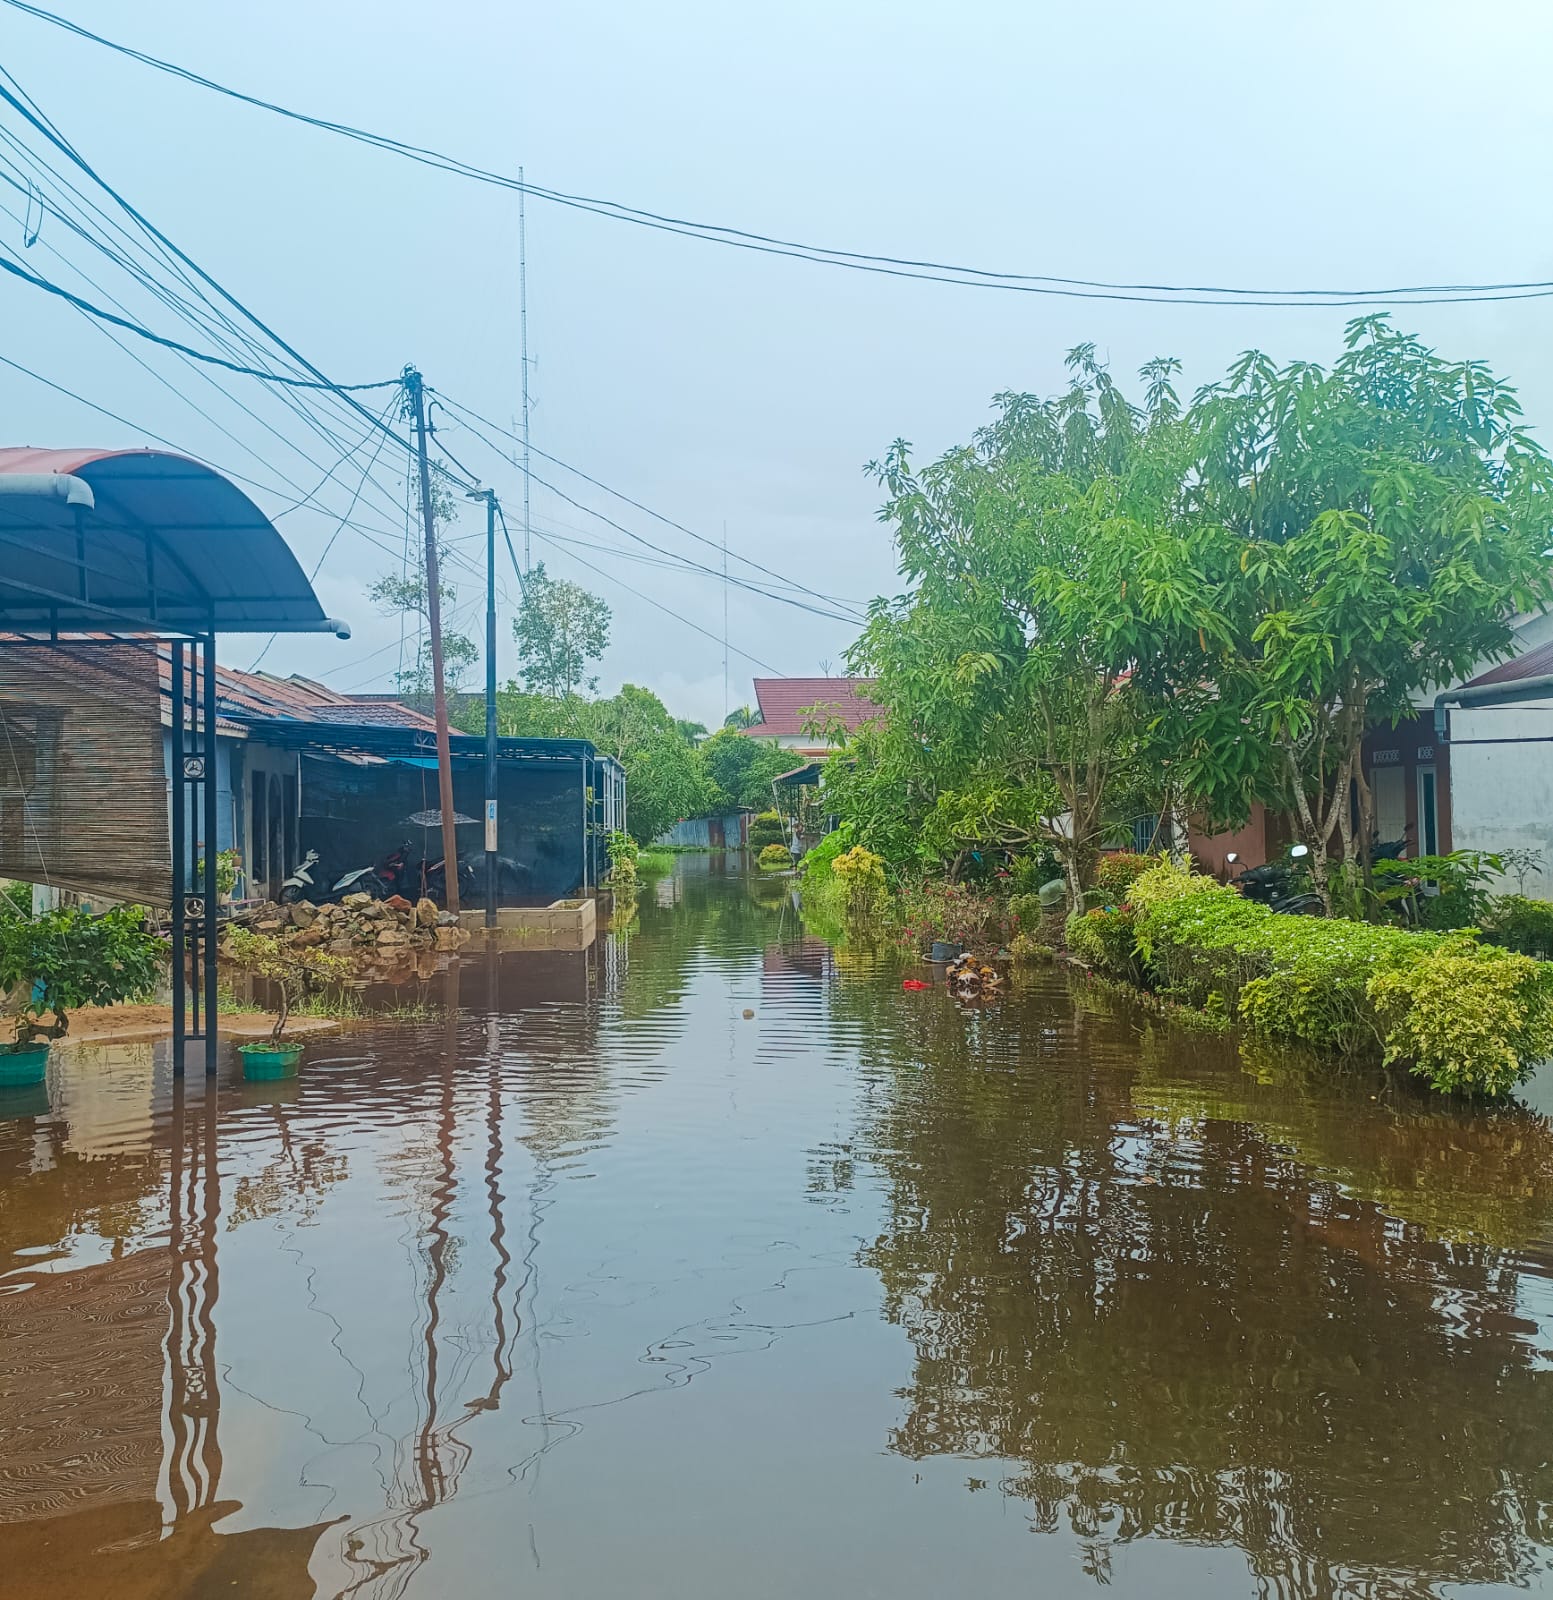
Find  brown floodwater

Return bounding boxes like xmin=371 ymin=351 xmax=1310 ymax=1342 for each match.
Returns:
xmin=4 ymin=858 xmax=1553 ymax=1598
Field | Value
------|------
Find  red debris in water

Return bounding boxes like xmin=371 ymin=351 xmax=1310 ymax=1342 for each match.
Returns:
xmin=901 ymin=979 xmax=932 ymax=991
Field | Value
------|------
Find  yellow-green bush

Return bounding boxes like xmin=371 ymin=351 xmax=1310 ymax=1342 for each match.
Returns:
xmin=831 ymin=845 xmax=886 ymax=912
xmin=1369 ymin=942 xmax=1553 ymax=1098
xmin=757 ymin=843 xmax=792 ymax=872
xmin=1123 ymin=860 xmax=1553 ymax=1096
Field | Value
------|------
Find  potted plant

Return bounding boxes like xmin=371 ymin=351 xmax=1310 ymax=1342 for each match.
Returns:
xmin=0 ymin=904 xmax=162 ymax=1087
xmin=224 ymin=928 xmax=351 ymax=1079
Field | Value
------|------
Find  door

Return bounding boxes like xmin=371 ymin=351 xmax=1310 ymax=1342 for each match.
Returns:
xmin=1372 ymin=766 xmax=1407 ymax=851
xmin=1416 ymin=764 xmax=1439 ymax=858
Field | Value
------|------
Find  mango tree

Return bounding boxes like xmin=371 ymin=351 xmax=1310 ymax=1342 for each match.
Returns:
xmin=1191 ymin=318 xmax=1553 ymax=905
xmin=849 ymin=350 xmax=1235 ymax=904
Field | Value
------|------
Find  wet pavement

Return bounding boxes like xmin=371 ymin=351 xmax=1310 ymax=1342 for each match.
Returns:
xmin=3 ymin=857 xmax=1553 ymax=1598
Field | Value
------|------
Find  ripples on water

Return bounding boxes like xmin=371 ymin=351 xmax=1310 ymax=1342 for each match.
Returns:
xmin=3 ymin=858 xmax=1553 ymax=1598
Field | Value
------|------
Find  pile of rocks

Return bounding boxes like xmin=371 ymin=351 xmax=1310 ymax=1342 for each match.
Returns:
xmin=233 ymin=893 xmax=469 ymax=958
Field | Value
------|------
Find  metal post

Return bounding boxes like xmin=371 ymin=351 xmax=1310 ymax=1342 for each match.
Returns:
xmin=202 ymin=638 xmax=219 ymax=1075
xmin=483 ymin=490 xmax=498 ymax=927
xmin=171 ymin=641 xmax=185 ymax=1077
xmin=405 ymin=367 xmax=463 ymax=916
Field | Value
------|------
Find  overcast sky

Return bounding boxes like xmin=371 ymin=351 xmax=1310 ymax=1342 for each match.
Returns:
xmin=4 ymin=0 xmax=1552 ymax=725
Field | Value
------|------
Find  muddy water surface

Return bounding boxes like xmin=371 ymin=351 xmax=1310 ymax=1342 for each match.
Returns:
xmin=4 ymin=859 xmax=1553 ymax=1598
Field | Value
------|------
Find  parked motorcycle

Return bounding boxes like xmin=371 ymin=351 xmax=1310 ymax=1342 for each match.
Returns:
xmin=279 ymin=849 xmax=322 ymax=905
xmin=333 ymin=841 xmax=413 ymax=901
xmin=1230 ymin=843 xmax=1325 ymax=916
xmin=420 ymin=855 xmax=477 ymax=908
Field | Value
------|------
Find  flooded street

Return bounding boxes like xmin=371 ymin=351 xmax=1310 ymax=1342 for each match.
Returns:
xmin=5 ymin=858 xmax=1553 ymax=1598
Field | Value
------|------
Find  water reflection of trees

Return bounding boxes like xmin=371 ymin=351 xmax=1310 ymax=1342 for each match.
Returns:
xmin=840 ymin=969 xmax=1553 ymax=1595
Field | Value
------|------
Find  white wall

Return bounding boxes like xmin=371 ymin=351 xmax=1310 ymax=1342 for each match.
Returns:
xmin=1450 ymin=700 xmax=1553 ymax=898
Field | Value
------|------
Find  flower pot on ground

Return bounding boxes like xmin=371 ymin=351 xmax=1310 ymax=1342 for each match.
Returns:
xmin=0 ymin=903 xmax=161 ymax=1072
xmin=223 ymin=928 xmax=352 ymax=1078
xmin=0 ymin=1040 xmax=50 ymax=1087
xmin=238 ymin=1040 xmax=305 ymax=1080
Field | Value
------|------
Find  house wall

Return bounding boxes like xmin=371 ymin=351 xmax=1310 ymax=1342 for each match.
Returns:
xmin=653 ymin=813 xmax=748 ymax=850
xmin=1190 ymin=809 xmax=1270 ymax=879
xmin=1362 ymin=714 xmax=1452 ymax=857
xmin=1448 ymin=700 xmax=1553 ymax=897
xmin=161 ymin=728 xmax=238 ymax=866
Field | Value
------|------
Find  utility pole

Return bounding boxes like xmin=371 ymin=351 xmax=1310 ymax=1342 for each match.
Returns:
xmin=518 ymin=166 xmax=532 ymax=573
xmin=470 ymin=486 xmax=500 ymax=927
xmin=404 ymin=366 xmax=462 ymax=916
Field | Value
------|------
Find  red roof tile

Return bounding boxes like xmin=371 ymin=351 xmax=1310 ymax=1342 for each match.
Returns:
xmin=746 ymin=677 xmax=880 ymax=739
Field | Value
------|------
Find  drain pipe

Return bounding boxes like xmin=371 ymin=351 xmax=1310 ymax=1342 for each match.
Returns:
xmin=1434 ymin=671 xmax=1553 ymax=745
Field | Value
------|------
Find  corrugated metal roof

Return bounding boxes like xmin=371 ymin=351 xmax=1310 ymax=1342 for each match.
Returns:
xmin=747 ymin=677 xmax=880 ymax=739
xmin=153 ymin=648 xmax=441 ymax=736
xmin=1467 ymin=637 xmax=1553 ymax=687
xmin=0 ymin=447 xmax=347 ymax=636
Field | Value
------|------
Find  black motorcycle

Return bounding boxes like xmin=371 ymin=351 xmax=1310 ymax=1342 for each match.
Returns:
xmin=1228 ymin=844 xmax=1324 ymax=915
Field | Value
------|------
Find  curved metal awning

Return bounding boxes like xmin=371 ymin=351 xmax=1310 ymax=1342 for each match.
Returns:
xmin=0 ymin=446 xmax=350 ymax=636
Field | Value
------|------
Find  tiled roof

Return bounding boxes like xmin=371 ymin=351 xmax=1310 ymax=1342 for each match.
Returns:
xmin=746 ymin=677 xmax=880 ymax=739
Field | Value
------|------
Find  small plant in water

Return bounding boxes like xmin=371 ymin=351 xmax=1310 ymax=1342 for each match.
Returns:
xmin=224 ymin=928 xmax=353 ymax=1043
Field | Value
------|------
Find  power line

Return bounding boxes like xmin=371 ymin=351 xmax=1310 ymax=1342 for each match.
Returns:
xmin=9 ymin=0 xmax=1553 ymax=308
xmin=0 ymin=251 xmax=400 ymax=387
xmin=433 ymin=397 xmax=866 ymax=622
xmin=501 ymin=514 xmax=789 ymax=677
xmin=249 ymin=394 xmax=401 ymax=669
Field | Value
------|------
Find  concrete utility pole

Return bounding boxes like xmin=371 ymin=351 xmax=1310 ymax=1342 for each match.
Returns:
xmin=404 ymin=366 xmax=462 ymax=915
xmin=472 ymin=486 xmax=500 ymax=927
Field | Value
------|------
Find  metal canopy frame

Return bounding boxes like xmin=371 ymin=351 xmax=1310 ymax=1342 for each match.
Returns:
xmin=0 ymin=448 xmax=349 ymax=1079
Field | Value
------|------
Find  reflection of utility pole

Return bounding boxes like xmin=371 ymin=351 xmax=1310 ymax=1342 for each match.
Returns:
xmin=405 ymin=367 xmax=462 ymax=915
xmin=161 ymin=1075 xmax=223 ymax=1524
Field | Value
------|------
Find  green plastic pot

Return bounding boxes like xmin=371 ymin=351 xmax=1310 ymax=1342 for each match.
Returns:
xmin=239 ymin=1040 xmax=305 ymax=1080
xmin=0 ymin=1041 xmax=49 ymax=1088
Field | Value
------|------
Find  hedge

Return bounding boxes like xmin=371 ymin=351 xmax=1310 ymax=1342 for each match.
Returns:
xmin=1082 ymin=861 xmax=1553 ymax=1097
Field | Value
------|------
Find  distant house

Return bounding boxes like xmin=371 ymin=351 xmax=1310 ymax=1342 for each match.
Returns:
xmin=740 ymin=677 xmax=881 ymax=759
xmin=1191 ymin=609 xmax=1553 ymax=896
xmin=151 ymin=656 xmax=622 ymax=904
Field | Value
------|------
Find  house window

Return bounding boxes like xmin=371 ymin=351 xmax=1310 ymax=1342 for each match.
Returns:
xmin=1417 ymin=765 xmax=1439 ymax=857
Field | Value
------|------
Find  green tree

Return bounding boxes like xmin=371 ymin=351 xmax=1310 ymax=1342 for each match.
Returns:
xmin=368 ymin=565 xmax=479 ymax=696
xmin=578 ymin=685 xmax=706 ymax=845
xmin=722 ymin=705 xmax=760 ymax=729
xmin=513 ymin=562 xmax=611 ymax=697
xmin=1190 ymin=318 xmax=1553 ymax=903
xmin=849 ymin=349 xmax=1229 ymax=902
xmin=697 ymin=726 xmax=794 ymax=812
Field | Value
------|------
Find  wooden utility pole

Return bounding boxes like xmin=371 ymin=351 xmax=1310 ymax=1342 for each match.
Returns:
xmin=404 ymin=366 xmax=462 ymax=915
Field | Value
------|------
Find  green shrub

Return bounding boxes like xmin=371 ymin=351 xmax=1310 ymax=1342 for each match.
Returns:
xmin=800 ymin=825 xmax=854 ymax=890
xmin=1093 ymin=852 xmax=1155 ymax=899
xmin=1480 ymin=895 xmax=1553 ymax=959
xmin=758 ymin=843 xmax=792 ymax=872
xmin=1370 ymin=850 xmax=1502 ymax=930
xmin=749 ymin=811 xmax=787 ymax=851
xmin=604 ymin=830 xmax=639 ymax=890
xmin=1065 ymin=905 xmax=1139 ymax=980
xmin=1369 ymin=941 xmax=1553 ymax=1098
xmin=898 ymin=878 xmax=1008 ymax=953
xmin=1124 ymin=860 xmax=1553 ymax=1096
xmin=0 ymin=903 xmax=162 ymax=1044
